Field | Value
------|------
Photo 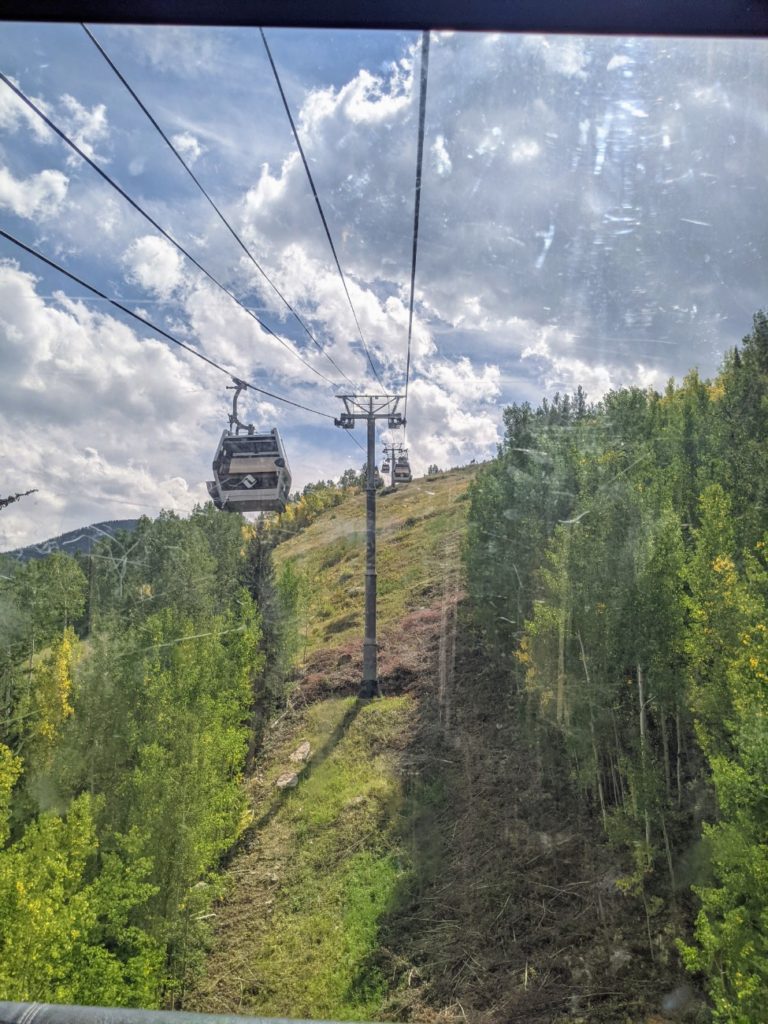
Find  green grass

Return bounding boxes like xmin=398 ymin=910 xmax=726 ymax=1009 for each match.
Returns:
xmin=191 ymin=696 xmax=415 ymax=1021
xmin=273 ymin=466 xmax=479 ymax=656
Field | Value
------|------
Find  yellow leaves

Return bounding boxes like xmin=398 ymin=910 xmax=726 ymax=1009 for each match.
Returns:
xmin=712 ymin=555 xmax=735 ymax=575
xmin=32 ymin=627 xmax=78 ymax=752
xmin=708 ymin=380 xmax=725 ymax=401
xmin=0 ymin=744 xmax=22 ymax=847
xmin=0 ymin=744 xmax=22 ymax=798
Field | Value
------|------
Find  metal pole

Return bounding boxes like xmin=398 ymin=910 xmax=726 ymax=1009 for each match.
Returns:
xmin=361 ymin=404 xmax=379 ymax=698
xmin=0 ymin=1003 xmax=384 ymax=1024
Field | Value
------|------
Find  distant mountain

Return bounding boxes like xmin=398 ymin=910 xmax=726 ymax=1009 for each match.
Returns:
xmin=3 ymin=519 xmax=140 ymax=562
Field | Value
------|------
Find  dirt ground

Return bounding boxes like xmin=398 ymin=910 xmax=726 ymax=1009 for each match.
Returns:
xmin=373 ymin=603 xmax=703 ymax=1023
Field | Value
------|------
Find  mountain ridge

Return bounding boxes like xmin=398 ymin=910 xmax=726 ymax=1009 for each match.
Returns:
xmin=2 ymin=518 xmax=140 ymax=562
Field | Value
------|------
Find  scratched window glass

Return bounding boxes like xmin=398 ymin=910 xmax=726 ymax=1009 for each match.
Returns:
xmin=1 ymin=27 xmax=767 ymax=1024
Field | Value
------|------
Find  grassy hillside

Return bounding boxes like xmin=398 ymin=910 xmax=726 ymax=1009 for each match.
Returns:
xmin=187 ymin=468 xmax=475 ymax=1020
xmin=272 ymin=466 xmax=476 ymax=657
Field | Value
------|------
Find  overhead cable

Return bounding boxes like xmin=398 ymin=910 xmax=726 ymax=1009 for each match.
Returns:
xmin=403 ymin=31 xmax=430 ymax=430
xmin=0 ymin=229 xmax=335 ymax=420
xmin=81 ymin=24 xmax=356 ymax=390
xmin=259 ymin=28 xmax=385 ymax=389
xmin=0 ymin=72 xmax=339 ymax=389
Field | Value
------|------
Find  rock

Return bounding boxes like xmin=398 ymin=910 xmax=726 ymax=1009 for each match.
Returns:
xmin=289 ymin=740 xmax=311 ymax=763
xmin=275 ymin=772 xmax=299 ymax=789
xmin=660 ymin=983 xmax=696 ymax=1017
xmin=609 ymin=946 xmax=632 ymax=974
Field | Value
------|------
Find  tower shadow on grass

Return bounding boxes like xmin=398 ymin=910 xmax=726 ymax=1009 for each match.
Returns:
xmin=236 ymin=696 xmax=367 ymax=852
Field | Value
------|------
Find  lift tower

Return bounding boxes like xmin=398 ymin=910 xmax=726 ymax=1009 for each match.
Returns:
xmin=335 ymin=395 xmax=404 ymax=698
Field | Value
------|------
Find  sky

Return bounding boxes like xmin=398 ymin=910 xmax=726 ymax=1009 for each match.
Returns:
xmin=1 ymin=24 xmax=766 ymax=549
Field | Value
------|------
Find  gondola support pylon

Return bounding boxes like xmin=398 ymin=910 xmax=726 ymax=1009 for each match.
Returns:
xmin=334 ymin=395 xmax=404 ymax=698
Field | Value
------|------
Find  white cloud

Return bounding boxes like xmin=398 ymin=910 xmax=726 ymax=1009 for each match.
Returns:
xmin=429 ymin=356 xmax=501 ymax=402
xmin=0 ymin=166 xmax=68 ymax=218
xmin=249 ymin=242 xmax=436 ymax=387
xmin=123 ymin=235 xmax=184 ymax=299
xmin=2 ymin=28 xmax=764 ymax=546
xmin=300 ymin=59 xmax=414 ymax=133
xmin=171 ymin=130 xmax=206 ymax=165
xmin=244 ymin=155 xmax=296 ymax=215
xmin=391 ymin=369 xmax=501 ymax=474
xmin=0 ymin=260 xmax=220 ymax=549
xmin=476 ymin=126 xmax=503 ymax=156
xmin=0 ymin=78 xmax=53 ymax=142
xmin=181 ymin=275 xmax=312 ymax=384
xmin=128 ymin=26 xmax=224 ymax=79
xmin=521 ymin=329 xmax=664 ymax=398
xmin=59 ymin=94 xmax=110 ymax=165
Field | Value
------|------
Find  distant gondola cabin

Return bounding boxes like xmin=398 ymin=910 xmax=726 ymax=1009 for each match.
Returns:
xmin=393 ymin=455 xmax=412 ymax=483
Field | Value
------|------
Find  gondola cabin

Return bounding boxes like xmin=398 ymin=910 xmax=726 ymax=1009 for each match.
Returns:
xmin=207 ymin=428 xmax=291 ymax=513
xmin=393 ymin=455 xmax=412 ymax=483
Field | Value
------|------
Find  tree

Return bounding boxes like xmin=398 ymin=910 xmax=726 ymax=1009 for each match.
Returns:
xmin=680 ymin=532 xmax=768 ymax=1023
xmin=338 ymin=468 xmax=361 ymax=490
xmin=11 ymin=554 xmax=87 ymax=654
xmin=0 ymin=771 xmax=163 ymax=1007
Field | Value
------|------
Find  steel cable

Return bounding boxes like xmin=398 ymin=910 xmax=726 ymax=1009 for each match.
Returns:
xmin=81 ymin=24 xmax=356 ymax=390
xmin=0 ymin=72 xmax=339 ymax=389
xmin=0 ymin=229 xmax=335 ymax=420
xmin=259 ymin=28 xmax=385 ymax=389
xmin=403 ymin=30 xmax=430 ymax=433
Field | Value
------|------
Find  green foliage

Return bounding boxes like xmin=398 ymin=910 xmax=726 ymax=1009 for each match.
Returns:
xmin=243 ymin=527 xmax=308 ymax=690
xmin=465 ymin=311 xmax=768 ymax=1015
xmin=0 ymin=744 xmax=22 ymax=845
xmin=0 ymin=505 xmax=276 ymax=1005
xmin=678 ymin=531 xmax=768 ymax=1022
xmin=4 ymin=552 xmax=87 ymax=650
xmin=266 ymin=479 xmax=355 ymax=545
xmin=0 ymin=790 xmax=163 ymax=1006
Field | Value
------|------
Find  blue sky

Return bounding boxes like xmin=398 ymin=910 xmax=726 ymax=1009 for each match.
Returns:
xmin=1 ymin=25 xmax=767 ymax=547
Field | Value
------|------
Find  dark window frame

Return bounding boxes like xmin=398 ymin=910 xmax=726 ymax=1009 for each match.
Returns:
xmin=2 ymin=0 xmax=767 ymax=36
